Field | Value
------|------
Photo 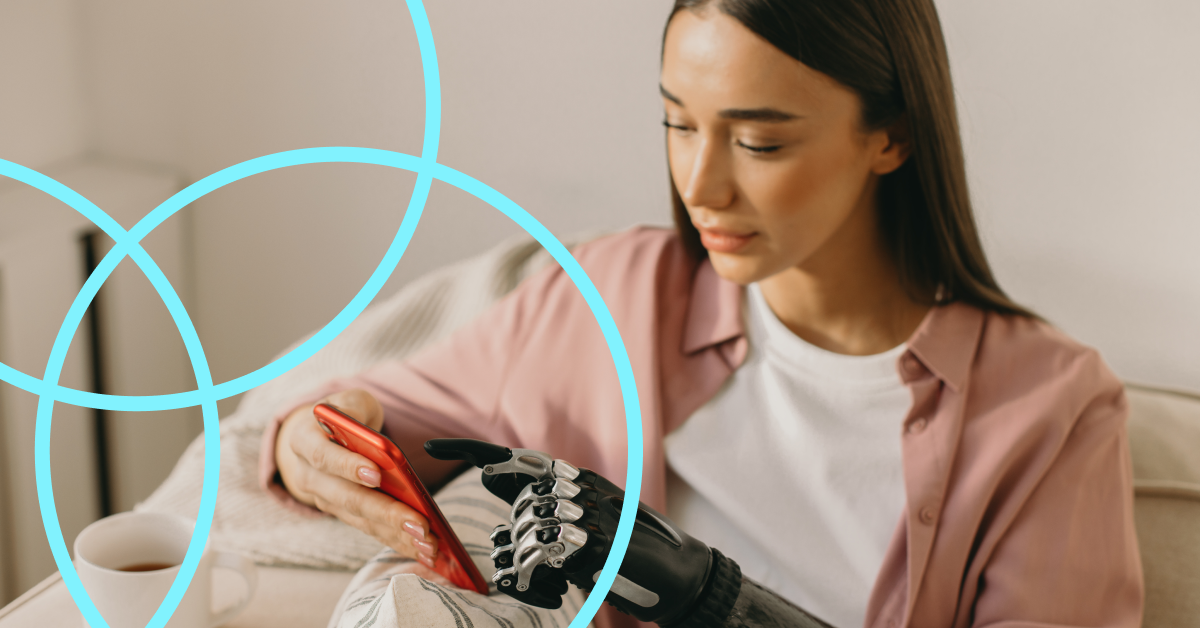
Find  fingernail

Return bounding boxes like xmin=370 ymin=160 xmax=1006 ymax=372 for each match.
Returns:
xmin=403 ymin=521 xmax=426 ymax=541
xmin=357 ymin=467 xmax=381 ymax=487
xmin=417 ymin=554 xmax=435 ymax=568
xmin=413 ymin=539 xmax=436 ymax=558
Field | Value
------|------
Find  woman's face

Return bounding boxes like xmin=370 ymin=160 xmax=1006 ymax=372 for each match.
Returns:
xmin=661 ymin=8 xmax=908 ymax=285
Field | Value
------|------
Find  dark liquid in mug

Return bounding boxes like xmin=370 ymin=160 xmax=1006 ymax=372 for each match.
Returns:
xmin=117 ymin=562 xmax=176 ymax=572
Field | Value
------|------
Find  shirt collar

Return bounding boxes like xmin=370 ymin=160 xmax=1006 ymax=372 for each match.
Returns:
xmin=682 ymin=259 xmax=744 ymax=355
xmin=683 ymin=259 xmax=986 ymax=392
xmin=904 ymin=301 xmax=985 ymax=392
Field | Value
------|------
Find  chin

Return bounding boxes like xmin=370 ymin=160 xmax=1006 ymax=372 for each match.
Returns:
xmin=706 ymin=251 xmax=769 ymax=286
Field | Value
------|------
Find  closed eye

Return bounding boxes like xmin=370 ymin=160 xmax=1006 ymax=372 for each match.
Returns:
xmin=736 ymin=140 xmax=781 ymax=154
xmin=664 ymin=120 xmax=781 ymax=153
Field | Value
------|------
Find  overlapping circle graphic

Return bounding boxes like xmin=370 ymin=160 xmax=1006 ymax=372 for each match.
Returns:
xmin=0 ymin=2 xmax=644 ymax=627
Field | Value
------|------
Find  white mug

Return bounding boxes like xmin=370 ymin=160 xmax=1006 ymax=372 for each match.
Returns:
xmin=73 ymin=511 xmax=257 ymax=628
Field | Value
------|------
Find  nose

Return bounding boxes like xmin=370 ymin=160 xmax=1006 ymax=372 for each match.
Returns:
xmin=680 ymin=136 xmax=734 ymax=210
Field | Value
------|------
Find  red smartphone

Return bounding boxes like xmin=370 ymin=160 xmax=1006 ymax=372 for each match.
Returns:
xmin=312 ymin=403 xmax=489 ymax=594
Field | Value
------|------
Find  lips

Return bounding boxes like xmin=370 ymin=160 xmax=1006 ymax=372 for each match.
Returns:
xmin=696 ymin=227 xmax=756 ymax=253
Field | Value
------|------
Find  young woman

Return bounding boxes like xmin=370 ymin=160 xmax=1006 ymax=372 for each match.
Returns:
xmin=261 ymin=1 xmax=1143 ymax=626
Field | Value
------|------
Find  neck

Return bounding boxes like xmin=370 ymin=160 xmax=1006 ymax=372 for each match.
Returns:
xmin=757 ymin=203 xmax=931 ymax=356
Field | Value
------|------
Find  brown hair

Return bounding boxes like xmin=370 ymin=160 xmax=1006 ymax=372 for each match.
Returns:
xmin=666 ymin=0 xmax=1036 ymax=318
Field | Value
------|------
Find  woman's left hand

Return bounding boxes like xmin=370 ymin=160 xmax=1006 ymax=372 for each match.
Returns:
xmin=275 ymin=389 xmax=440 ymax=568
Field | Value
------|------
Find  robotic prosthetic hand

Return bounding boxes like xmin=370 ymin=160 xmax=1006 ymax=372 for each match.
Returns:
xmin=424 ymin=438 xmax=741 ymax=626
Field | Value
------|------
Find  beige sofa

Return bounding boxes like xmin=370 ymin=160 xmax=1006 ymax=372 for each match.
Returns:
xmin=1125 ymin=383 xmax=1200 ymax=627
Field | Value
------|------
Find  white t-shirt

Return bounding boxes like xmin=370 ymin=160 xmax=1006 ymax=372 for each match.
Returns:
xmin=664 ymin=283 xmax=910 ymax=628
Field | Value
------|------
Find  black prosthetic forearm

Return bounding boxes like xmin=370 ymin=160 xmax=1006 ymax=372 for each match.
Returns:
xmin=425 ymin=438 xmax=833 ymax=628
xmin=661 ymin=549 xmax=832 ymax=628
xmin=713 ymin=577 xmax=834 ymax=628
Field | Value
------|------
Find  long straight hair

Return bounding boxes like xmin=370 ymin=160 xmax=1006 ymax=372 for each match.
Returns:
xmin=666 ymin=0 xmax=1036 ymax=318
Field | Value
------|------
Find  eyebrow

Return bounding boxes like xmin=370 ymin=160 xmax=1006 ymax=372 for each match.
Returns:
xmin=660 ymin=84 xmax=800 ymax=123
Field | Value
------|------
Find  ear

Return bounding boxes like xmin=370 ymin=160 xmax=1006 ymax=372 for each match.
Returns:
xmin=870 ymin=114 xmax=912 ymax=175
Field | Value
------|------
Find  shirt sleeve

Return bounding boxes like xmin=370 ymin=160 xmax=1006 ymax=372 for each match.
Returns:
xmin=970 ymin=352 xmax=1144 ymax=628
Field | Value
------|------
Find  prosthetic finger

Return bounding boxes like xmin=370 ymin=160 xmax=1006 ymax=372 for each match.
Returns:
xmin=490 ymin=524 xmax=569 ymax=608
xmin=425 ymin=438 xmax=579 ymax=503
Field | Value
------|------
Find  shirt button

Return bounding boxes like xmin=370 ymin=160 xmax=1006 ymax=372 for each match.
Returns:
xmin=907 ymin=417 xmax=928 ymax=434
xmin=901 ymin=353 xmax=925 ymax=379
xmin=919 ymin=506 xmax=938 ymax=525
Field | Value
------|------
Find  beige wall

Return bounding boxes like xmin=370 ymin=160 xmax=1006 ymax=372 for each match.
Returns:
xmin=0 ymin=0 xmax=91 ymax=604
xmin=79 ymin=0 xmax=675 ymax=417
xmin=0 ymin=1 xmax=193 ymax=603
xmin=0 ymin=0 xmax=88 ymax=170
xmin=942 ymin=1 xmax=1200 ymax=392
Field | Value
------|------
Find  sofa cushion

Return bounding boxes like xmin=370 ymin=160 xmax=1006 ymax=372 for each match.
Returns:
xmin=1124 ymin=384 xmax=1200 ymax=627
xmin=1126 ymin=384 xmax=1200 ymax=486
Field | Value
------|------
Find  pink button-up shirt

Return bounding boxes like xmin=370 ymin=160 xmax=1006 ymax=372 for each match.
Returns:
xmin=260 ymin=227 xmax=1142 ymax=628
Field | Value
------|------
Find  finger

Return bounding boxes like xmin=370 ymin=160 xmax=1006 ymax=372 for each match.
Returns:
xmin=491 ymin=528 xmax=514 ymax=571
xmin=306 ymin=471 xmax=440 ymax=556
xmin=294 ymin=414 xmax=383 ymax=487
xmin=548 ymin=575 xmax=569 ymax=596
xmin=423 ymin=438 xmax=512 ymax=468
xmin=324 ymin=389 xmax=385 ymax=431
xmin=275 ymin=405 xmax=318 ymax=501
xmin=495 ymin=566 xmax=565 ymax=609
xmin=481 ymin=473 xmax=537 ymax=505
xmin=307 ymin=468 xmax=428 ymax=531
xmin=338 ymin=507 xmax=440 ymax=567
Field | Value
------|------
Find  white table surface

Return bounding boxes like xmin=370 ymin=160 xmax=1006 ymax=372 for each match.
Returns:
xmin=0 ymin=566 xmax=355 ymax=628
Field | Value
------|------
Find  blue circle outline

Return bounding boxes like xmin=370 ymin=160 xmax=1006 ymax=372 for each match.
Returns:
xmin=0 ymin=2 xmax=643 ymax=627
